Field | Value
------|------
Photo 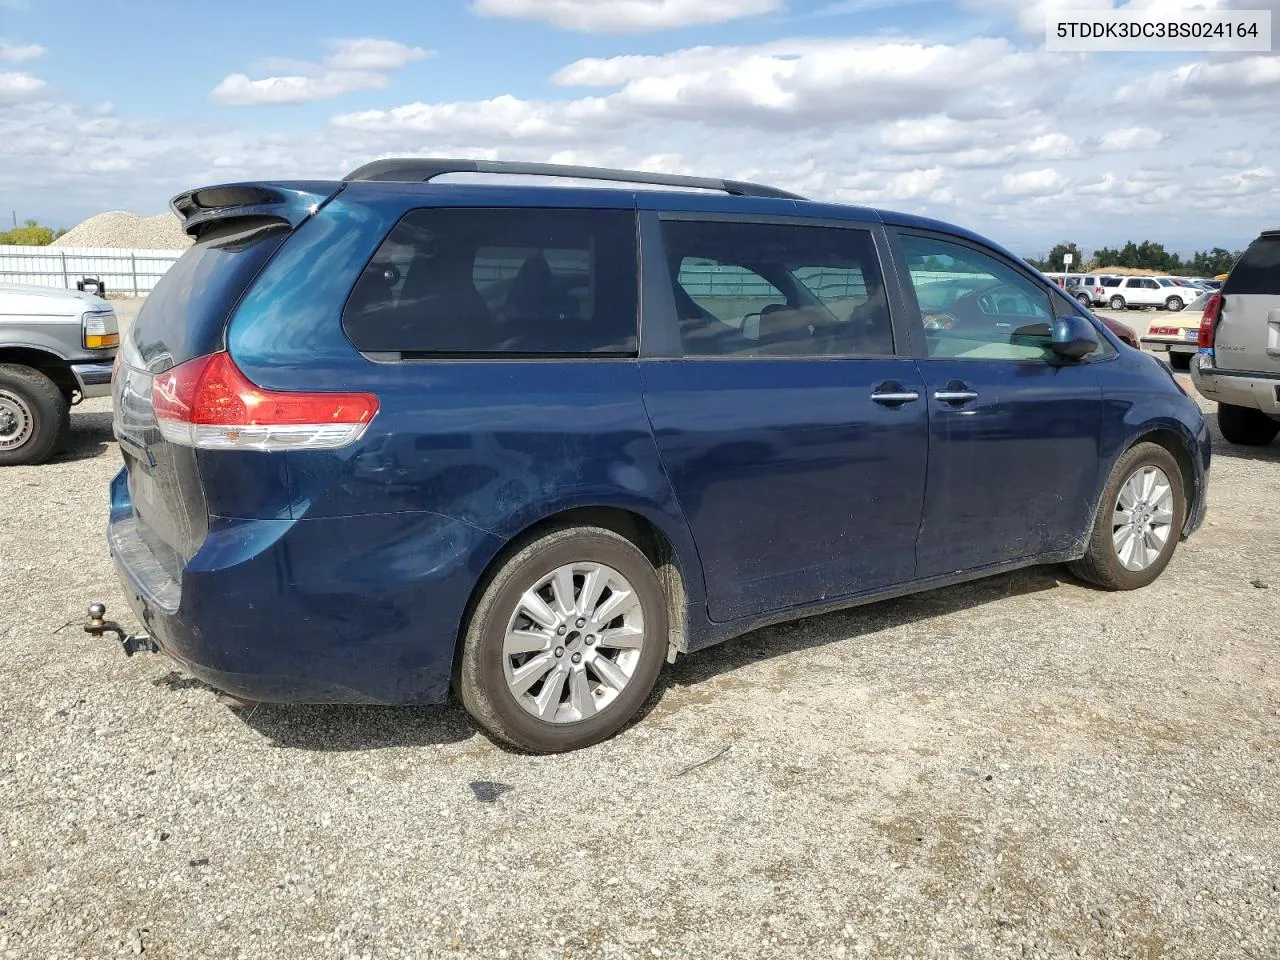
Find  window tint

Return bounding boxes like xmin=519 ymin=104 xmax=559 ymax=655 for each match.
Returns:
xmin=343 ymin=208 xmax=637 ymax=355
xmin=1223 ymin=236 xmax=1280 ymax=295
xmin=1101 ymin=277 xmax=1122 ymax=288
xmin=661 ymin=220 xmax=893 ymax=357
xmin=899 ymin=235 xmax=1054 ymax=361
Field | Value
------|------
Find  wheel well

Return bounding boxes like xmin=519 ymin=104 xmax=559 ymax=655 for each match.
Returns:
xmin=1133 ymin=429 xmax=1197 ymax=528
xmin=452 ymin=507 xmax=692 ymax=683
xmin=0 ymin=348 xmax=77 ymax=399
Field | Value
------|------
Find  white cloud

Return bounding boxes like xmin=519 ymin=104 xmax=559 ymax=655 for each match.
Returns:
xmin=210 ymin=37 xmax=428 ymax=106
xmin=0 ymin=70 xmax=44 ymax=101
xmin=470 ymin=0 xmax=780 ymax=33
xmin=325 ymin=38 xmax=430 ymax=72
xmin=1117 ymin=55 xmax=1280 ymax=109
xmin=1097 ymin=126 xmax=1166 ymax=151
xmin=0 ymin=41 xmax=43 ymax=63
xmin=211 ymin=71 xmax=390 ymax=106
xmin=351 ymin=37 xmax=1057 ymax=140
xmin=998 ymin=168 xmax=1067 ymax=197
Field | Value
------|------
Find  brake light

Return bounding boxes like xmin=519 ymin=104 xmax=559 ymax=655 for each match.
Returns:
xmin=1197 ymin=293 xmax=1222 ymax=349
xmin=1150 ymin=326 xmax=1179 ymax=336
xmin=151 ymin=351 xmax=379 ymax=451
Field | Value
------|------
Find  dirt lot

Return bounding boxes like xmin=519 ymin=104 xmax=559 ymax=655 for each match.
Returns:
xmin=1 ymin=333 xmax=1277 ymax=959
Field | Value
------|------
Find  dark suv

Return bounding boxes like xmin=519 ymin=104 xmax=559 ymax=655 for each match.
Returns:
xmin=104 ymin=159 xmax=1210 ymax=751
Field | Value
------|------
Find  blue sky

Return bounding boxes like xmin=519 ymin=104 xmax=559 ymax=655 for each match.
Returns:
xmin=1 ymin=0 xmax=1277 ymax=256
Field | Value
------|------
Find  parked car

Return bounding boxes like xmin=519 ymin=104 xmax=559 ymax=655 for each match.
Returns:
xmin=1191 ymin=229 xmax=1280 ymax=446
xmin=1064 ymin=274 xmax=1109 ymax=307
xmin=1141 ymin=292 xmax=1206 ymax=369
xmin=98 ymin=159 xmax=1210 ymax=752
xmin=1100 ymin=314 xmax=1140 ymax=349
xmin=0 ymin=282 xmax=118 ymax=465
xmin=1106 ymin=276 xmax=1193 ymax=312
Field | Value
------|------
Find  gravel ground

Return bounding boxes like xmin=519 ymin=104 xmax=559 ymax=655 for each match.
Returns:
xmin=1 ymin=347 xmax=1277 ymax=960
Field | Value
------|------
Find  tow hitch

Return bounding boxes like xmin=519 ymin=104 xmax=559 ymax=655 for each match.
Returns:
xmin=84 ymin=602 xmax=159 ymax=657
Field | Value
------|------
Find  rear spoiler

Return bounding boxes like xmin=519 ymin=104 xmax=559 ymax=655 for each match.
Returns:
xmin=170 ymin=181 xmax=343 ymax=240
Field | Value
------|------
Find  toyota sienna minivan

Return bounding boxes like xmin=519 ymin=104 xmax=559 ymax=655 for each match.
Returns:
xmin=103 ymin=159 xmax=1210 ymax=752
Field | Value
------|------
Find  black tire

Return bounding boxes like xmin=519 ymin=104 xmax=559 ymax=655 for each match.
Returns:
xmin=1168 ymin=352 xmax=1192 ymax=371
xmin=0 ymin=363 xmax=70 ymax=466
xmin=1166 ymin=297 xmax=1184 ymax=312
xmin=1068 ymin=442 xmax=1186 ymax=591
xmin=457 ymin=524 xmax=669 ymax=753
xmin=1076 ymin=293 xmax=1091 ymax=307
xmin=1217 ymin=403 xmax=1280 ymax=446
xmin=1109 ymin=296 xmax=1126 ymax=310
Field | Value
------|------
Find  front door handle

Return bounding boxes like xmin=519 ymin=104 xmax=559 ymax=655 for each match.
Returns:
xmin=934 ymin=380 xmax=979 ymax=405
xmin=870 ymin=382 xmax=921 ymax=406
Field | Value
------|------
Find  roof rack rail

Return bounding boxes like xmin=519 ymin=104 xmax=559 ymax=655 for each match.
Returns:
xmin=342 ymin=157 xmax=806 ymax=201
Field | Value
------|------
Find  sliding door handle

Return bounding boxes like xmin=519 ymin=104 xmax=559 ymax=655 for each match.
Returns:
xmin=934 ymin=389 xmax=979 ymax=403
xmin=870 ymin=389 xmax=921 ymax=406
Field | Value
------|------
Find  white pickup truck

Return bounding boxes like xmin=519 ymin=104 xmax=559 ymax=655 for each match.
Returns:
xmin=0 ymin=283 xmax=118 ymax=465
xmin=1103 ymin=276 xmax=1196 ymax=312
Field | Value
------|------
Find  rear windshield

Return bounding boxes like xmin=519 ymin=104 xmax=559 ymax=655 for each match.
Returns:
xmin=342 ymin=207 xmax=638 ymax=355
xmin=131 ymin=219 xmax=288 ymax=372
xmin=1223 ymin=236 xmax=1280 ymax=295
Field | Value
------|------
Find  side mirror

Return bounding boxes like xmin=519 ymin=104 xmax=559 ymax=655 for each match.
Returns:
xmin=1051 ymin=314 xmax=1099 ymax=361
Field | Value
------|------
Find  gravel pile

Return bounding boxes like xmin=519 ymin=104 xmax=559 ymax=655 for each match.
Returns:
xmin=1 ymin=380 xmax=1278 ymax=959
xmin=52 ymin=211 xmax=192 ymax=250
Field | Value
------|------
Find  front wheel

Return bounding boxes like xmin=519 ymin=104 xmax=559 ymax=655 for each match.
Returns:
xmin=1109 ymin=296 xmax=1126 ymax=310
xmin=457 ymin=524 xmax=669 ymax=752
xmin=0 ymin=364 xmax=70 ymax=466
xmin=1068 ymin=443 xmax=1186 ymax=590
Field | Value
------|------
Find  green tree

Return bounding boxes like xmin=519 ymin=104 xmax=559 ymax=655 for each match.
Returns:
xmin=1026 ymin=242 xmax=1084 ymax=272
xmin=0 ymin=219 xmax=59 ymax=246
xmin=1189 ymin=247 xmax=1240 ymax=276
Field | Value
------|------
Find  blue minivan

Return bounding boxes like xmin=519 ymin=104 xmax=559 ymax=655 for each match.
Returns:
xmin=104 ymin=159 xmax=1210 ymax=751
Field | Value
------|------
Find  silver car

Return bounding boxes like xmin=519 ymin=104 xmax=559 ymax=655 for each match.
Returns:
xmin=1191 ymin=230 xmax=1280 ymax=446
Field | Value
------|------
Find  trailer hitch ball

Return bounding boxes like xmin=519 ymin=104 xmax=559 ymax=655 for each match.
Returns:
xmin=84 ymin=602 xmax=158 ymax=657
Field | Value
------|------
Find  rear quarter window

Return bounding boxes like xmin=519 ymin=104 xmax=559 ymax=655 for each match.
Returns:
xmin=1223 ymin=236 xmax=1280 ymax=295
xmin=342 ymin=207 xmax=638 ymax=355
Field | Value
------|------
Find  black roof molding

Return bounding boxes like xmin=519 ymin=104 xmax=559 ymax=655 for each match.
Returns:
xmin=343 ymin=157 xmax=806 ymax=201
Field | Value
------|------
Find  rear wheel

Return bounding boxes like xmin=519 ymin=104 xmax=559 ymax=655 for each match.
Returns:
xmin=0 ymin=364 xmax=69 ymax=466
xmin=1166 ymin=296 xmax=1184 ymax=312
xmin=1068 ymin=442 xmax=1185 ymax=590
xmin=1076 ymin=293 xmax=1091 ymax=307
xmin=1217 ymin=402 xmax=1280 ymax=446
xmin=1109 ymin=295 xmax=1126 ymax=310
xmin=457 ymin=524 xmax=668 ymax=752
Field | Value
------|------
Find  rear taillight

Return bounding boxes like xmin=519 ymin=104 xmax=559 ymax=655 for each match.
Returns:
xmin=1149 ymin=326 xmax=1179 ymax=336
xmin=151 ymin=351 xmax=379 ymax=451
xmin=1197 ymin=293 xmax=1222 ymax=349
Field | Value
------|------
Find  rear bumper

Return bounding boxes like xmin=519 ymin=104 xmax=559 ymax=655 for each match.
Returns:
xmin=107 ymin=469 xmax=503 ymax=705
xmin=1140 ymin=338 xmax=1198 ymax=355
xmin=1191 ymin=355 xmax=1280 ymax=416
xmin=71 ymin=360 xmax=115 ymax=399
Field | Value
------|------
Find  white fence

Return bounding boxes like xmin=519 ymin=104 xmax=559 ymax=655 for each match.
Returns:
xmin=0 ymin=245 xmax=184 ymax=296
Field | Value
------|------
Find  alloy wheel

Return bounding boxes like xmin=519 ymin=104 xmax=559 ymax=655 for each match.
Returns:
xmin=1112 ymin=465 xmax=1175 ymax=571
xmin=502 ymin=561 xmax=646 ymax=724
